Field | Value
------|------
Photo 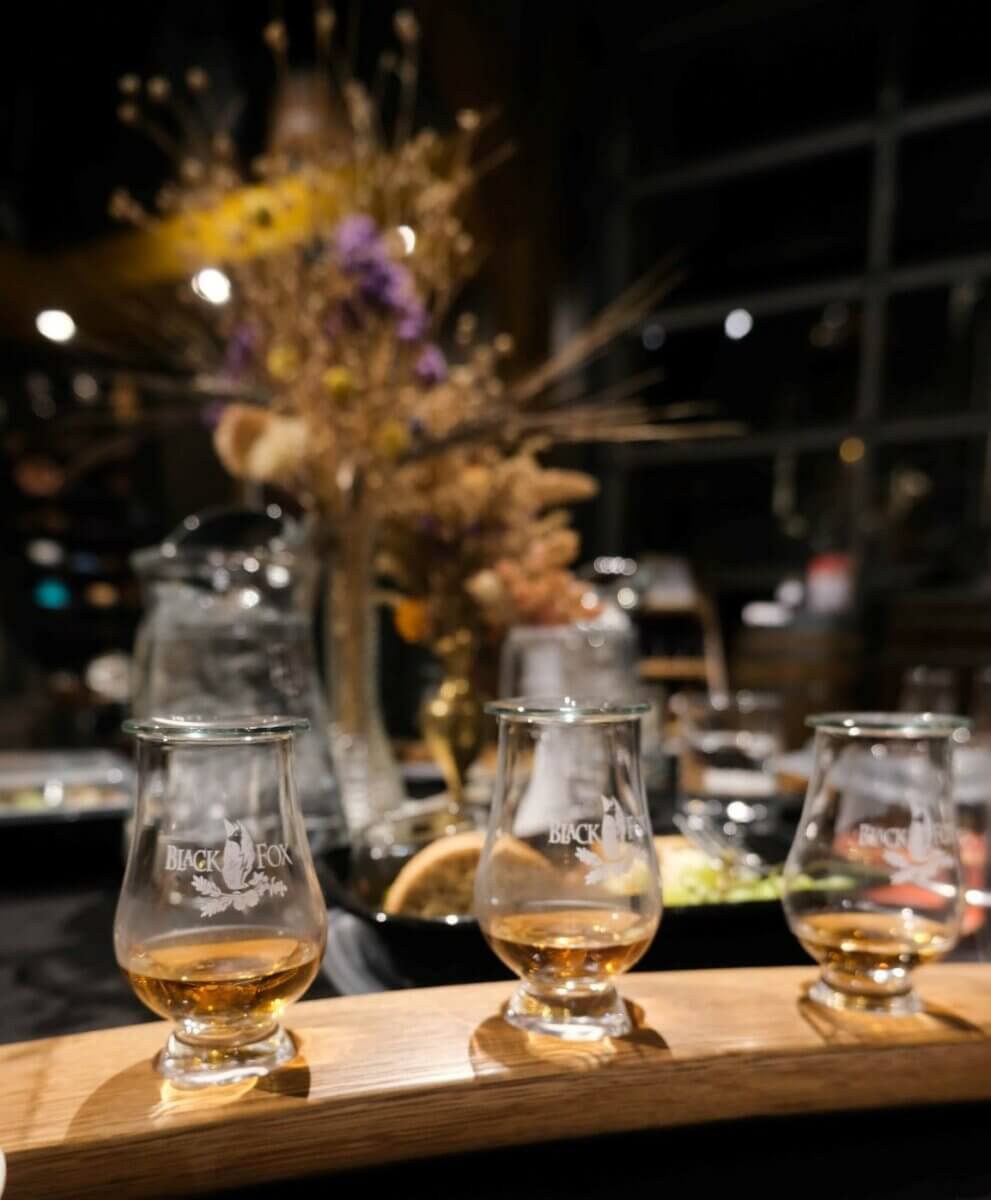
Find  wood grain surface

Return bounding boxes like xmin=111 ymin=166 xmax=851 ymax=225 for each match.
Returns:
xmin=2 ymin=964 xmax=991 ymax=1199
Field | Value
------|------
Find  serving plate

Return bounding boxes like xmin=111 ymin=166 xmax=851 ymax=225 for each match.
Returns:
xmin=318 ymin=845 xmax=803 ymax=993
xmin=0 ymin=752 xmax=132 ymax=827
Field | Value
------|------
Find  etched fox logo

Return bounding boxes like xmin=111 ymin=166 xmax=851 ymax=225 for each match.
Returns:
xmin=599 ymin=797 xmax=628 ymax=859
xmin=221 ymin=820 xmax=256 ymax=892
xmin=877 ymin=791 xmax=954 ymax=889
xmin=184 ymin=819 xmax=289 ymax=917
xmin=574 ymin=796 xmax=638 ymax=885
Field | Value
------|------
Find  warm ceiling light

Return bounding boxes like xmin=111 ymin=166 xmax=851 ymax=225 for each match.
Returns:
xmin=36 ymin=309 xmax=76 ymax=342
xmin=191 ymin=267 xmax=232 ymax=305
xmin=397 ymin=225 xmax=416 ymax=255
xmin=26 ymin=538 xmax=64 ymax=566
xmin=72 ymin=373 xmax=99 ymax=402
xmin=724 ymin=308 xmax=753 ymax=340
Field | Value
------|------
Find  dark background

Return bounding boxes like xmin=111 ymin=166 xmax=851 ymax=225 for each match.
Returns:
xmin=3 ymin=0 xmax=991 ymax=743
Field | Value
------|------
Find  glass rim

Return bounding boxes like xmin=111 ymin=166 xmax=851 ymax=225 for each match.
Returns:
xmin=122 ymin=716 xmax=310 ymax=744
xmin=131 ymin=543 xmax=303 ymax=574
xmin=806 ymin=711 xmax=972 ymax=738
xmin=485 ymin=697 xmax=650 ymax=723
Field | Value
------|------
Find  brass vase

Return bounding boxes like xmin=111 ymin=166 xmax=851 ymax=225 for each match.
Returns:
xmin=420 ymin=629 xmax=485 ymax=817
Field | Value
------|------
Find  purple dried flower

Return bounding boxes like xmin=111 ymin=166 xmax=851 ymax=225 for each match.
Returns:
xmin=397 ymin=304 xmax=428 ymax=342
xmin=356 ymin=258 xmax=401 ymax=306
xmin=333 ymin=214 xmax=379 ymax=263
xmin=365 ymin=257 xmax=413 ymax=306
xmin=332 ymin=212 xmax=429 ymax=338
xmin=414 ymin=343 xmax=448 ymax=386
xmin=225 ymin=324 xmax=256 ymax=374
xmin=418 ymin=514 xmax=441 ymax=536
xmin=200 ymin=398 xmax=226 ymax=429
xmin=381 ymin=261 xmax=414 ymax=307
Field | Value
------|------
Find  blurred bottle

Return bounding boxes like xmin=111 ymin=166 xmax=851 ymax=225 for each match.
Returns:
xmin=972 ymin=666 xmax=991 ymax=735
xmin=676 ymin=691 xmax=784 ymax=830
xmin=898 ymin=665 xmax=960 ymax=715
xmin=806 ymin=553 xmax=854 ymax=618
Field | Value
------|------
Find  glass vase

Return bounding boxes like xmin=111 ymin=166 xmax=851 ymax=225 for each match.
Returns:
xmin=323 ymin=493 xmax=405 ymax=837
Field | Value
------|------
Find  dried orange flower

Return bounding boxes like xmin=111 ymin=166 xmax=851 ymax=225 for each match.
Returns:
xmin=213 ymin=405 xmax=308 ymax=486
xmin=395 ymin=597 xmax=429 ymax=643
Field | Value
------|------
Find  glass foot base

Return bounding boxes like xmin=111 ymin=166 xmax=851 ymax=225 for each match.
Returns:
xmin=808 ymin=976 xmax=922 ymax=1016
xmin=156 ymin=1026 xmax=297 ymax=1087
xmin=504 ymin=984 xmax=631 ymax=1041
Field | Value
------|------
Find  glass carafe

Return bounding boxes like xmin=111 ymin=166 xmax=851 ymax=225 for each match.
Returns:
xmin=131 ymin=510 xmax=346 ymax=853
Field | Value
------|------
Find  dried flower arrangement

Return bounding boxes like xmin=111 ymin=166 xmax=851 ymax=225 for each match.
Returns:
xmin=109 ymin=7 xmax=733 ymax=615
xmin=107 ymin=6 xmax=741 ymax=825
xmin=380 ymin=442 xmax=600 ymax=646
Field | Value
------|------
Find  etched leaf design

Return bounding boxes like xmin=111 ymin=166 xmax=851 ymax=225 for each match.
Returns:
xmin=197 ymin=894 xmax=232 ymax=917
xmin=233 ymin=888 xmax=261 ymax=911
xmin=190 ymin=862 xmax=287 ymax=917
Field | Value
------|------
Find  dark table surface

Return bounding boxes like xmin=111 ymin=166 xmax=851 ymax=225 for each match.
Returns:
xmin=220 ymin=1106 xmax=991 ymax=1200
xmin=0 ymin=817 xmax=338 ymax=1046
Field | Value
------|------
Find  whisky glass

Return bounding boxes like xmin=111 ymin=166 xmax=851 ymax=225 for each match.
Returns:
xmin=475 ymin=698 xmax=661 ymax=1040
xmin=783 ymin=712 xmax=969 ymax=1015
xmin=115 ymin=717 xmax=327 ymax=1086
